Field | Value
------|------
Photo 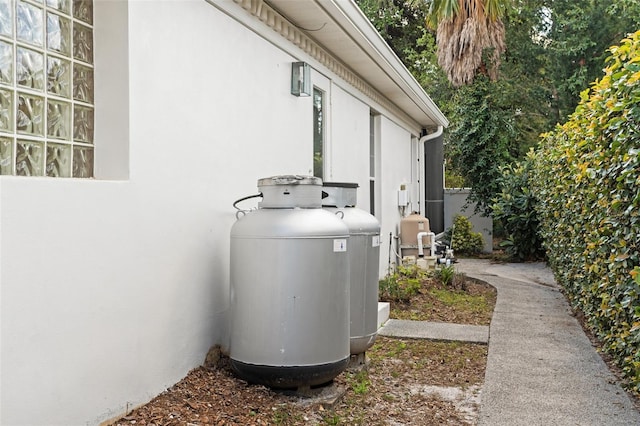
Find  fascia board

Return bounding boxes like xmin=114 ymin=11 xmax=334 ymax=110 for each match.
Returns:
xmin=315 ymin=0 xmax=449 ymax=128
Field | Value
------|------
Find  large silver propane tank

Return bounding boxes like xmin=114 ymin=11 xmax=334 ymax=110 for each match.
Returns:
xmin=322 ymin=182 xmax=381 ymax=355
xmin=229 ymin=175 xmax=350 ymax=389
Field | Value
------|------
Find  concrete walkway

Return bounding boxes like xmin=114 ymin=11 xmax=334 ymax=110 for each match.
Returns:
xmin=379 ymin=319 xmax=489 ymax=344
xmin=462 ymin=259 xmax=640 ymax=425
xmin=379 ymin=258 xmax=640 ymax=425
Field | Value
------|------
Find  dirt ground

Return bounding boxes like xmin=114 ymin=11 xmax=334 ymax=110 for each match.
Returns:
xmin=390 ymin=277 xmax=496 ymax=326
xmin=112 ymin=278 xmax=496 ymax=426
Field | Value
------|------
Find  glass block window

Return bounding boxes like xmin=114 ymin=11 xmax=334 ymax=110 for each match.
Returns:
xmin=0 ymin=0 xmax=93 ymax=178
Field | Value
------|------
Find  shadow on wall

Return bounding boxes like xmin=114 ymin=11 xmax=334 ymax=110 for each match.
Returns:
xmin=443 ymin=188 xmax=492 ymax=253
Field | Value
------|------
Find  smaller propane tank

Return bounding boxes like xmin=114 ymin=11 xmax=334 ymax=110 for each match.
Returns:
xmin=322 ymin=182 xmax=381 ymax=356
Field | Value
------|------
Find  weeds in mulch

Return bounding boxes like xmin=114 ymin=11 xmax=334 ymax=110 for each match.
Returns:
xmin=114 ymin=337 xmax=488 ymax=426
xmin=113 ymin=264 xmax=496 ymax=425
xmin=318 ymin=337 xmax=488 ymax=425
xmin=380 ymin=264 xmax=497 ymax=326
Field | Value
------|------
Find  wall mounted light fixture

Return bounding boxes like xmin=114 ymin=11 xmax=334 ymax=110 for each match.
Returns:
xmin=291 ymin=61 xmax=311 ymax=97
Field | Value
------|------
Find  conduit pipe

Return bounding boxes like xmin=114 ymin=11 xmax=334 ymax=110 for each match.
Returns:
xmin=417 ymin=231 xmax=436 ymax=258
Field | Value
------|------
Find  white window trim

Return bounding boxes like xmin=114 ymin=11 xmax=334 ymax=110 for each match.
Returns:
xmin=310 ymin=69 xmax=330 ymax=179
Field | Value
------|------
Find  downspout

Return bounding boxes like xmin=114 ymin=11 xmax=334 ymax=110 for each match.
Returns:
xmin=420 ymin=126 xmax=444 ymax=144
xmin=418 ymin=126 xmax=444 ymax=217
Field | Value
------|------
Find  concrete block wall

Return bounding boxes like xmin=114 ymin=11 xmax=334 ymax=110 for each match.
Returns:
xmin=443 ymin=188 xmax=493 ymax=253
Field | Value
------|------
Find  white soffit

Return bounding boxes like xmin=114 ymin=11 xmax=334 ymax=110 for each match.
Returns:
xmin=266 ymin=0 xmax=449 ymax=129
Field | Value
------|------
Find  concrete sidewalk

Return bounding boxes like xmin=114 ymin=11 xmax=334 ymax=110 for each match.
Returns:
xmin=376 ymin=258 xmax=640 ymax=425
xmin=458 ymin=258 xmax=640 ymax=425
xmin=379 ymin=319 xmax=489 ymax=344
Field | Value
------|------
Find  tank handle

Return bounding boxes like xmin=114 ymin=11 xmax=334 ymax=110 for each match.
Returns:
xmin=233 ymin=193 xmax=263 ymax=218
xmin=334 ymin=210 xmax=345 ymax=219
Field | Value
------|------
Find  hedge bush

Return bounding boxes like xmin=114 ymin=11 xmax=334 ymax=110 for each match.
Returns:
xmin=531 ymin=31 xmax=640 ymax=392
xmin=443 ymin=215 xmax=484 ymax=255
xmin=492 ymin=154 xmax=546 ymax=261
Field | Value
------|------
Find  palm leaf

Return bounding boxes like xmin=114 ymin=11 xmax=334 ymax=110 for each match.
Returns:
xmin=431 ymin=0 xmax=509 ymax=86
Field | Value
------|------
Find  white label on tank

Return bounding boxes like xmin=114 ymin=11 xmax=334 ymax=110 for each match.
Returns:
xmin=333 ymin=239 xmax=347 ymax=252
xmin=372 ymin=235 xmax=381 ymax=247
xmin=418 ymin=222 xmax=425 ymax=230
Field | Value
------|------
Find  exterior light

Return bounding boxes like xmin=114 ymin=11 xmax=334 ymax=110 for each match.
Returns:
xmin=291 ymin=61 xmax=311 ymax=96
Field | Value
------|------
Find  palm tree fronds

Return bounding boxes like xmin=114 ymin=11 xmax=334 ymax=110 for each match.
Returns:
xmin=484 ymin=0 xmax=507 ymax=21
xmin=431 ymin=0 xmax=508 ymax=86
xmin=427 ymin=0 xmax=460 ymax=29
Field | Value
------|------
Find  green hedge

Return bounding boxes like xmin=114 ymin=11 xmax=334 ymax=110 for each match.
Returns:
xmin=492 ymin=156 xmax=546 ymax=261
xmin=531 ymin=31 xmax=640 ymax=392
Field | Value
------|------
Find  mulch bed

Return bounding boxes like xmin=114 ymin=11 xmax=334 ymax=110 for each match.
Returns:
xmin=113 ymin=274 xmax=496 ymax=425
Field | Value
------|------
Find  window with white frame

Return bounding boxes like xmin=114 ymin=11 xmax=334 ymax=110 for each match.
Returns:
xmin=0 ymin=0 xmax=94 ymax=178
xmin=312 ymin=86 xmax=324 ymax=180
xmin=369 ymin=112 xmax=376 ymax=215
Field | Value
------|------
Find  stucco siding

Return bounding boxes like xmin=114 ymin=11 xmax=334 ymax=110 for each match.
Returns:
xmin=326 ymin=84 xmax=371 ymax=201
xmin=0 ymin=1 xmax=433 ymax=424
xmin=377 ymin=117 xmax=416 ymax=274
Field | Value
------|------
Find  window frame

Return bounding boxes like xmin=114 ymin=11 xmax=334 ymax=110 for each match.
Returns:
xmin=312 ymin=85 xmax=324 ymax=180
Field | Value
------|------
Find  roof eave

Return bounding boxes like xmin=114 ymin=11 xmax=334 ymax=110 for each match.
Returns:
xmin=266 ymin=0 xmax=449 ymax=129
xmin=318 ymin=0 xmax=449 ymax=129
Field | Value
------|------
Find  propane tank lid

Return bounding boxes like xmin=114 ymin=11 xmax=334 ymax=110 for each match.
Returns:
xmin=257 ymin=175 xmax=322 ymax=187
xmin=322 ymin=182 xmax=358 ymax=208
xmin=258 ymin=175 xmax=323 ymax=209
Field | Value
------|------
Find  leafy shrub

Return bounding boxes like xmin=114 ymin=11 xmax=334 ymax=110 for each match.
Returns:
xmin=444 ymin=76 xmax=528 ymax=214
xmin=492 ymin=154 xmax=546 ymax=261
xmin=433 ymin=265 xmax=468 ymax=291
xmin=531 ymin=31 xmax=640 ymax=392
xmin=445 ymin=169 xmax=466 ymax=188
xmin=435 ymin=265 xmax=455 ymax=286
xmin=444 ymin=215 xmax=484 ymax=255
xmin=378 ymin=265 xmax=424 ymax=303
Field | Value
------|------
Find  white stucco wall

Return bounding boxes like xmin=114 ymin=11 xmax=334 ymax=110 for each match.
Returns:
xmin=326 ymin=84 xmax=371 ymax=207
xmin=378 ymin=117 xmax=417 ymax=273
xmin=0 ymin=1 xmax=426 ymax=424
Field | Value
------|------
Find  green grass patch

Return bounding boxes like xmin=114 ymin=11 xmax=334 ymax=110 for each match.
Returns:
xmin=430 ymin=288 xmax=489 ymax=310
xmin=389 ymin=278 xmax=496 ymax=325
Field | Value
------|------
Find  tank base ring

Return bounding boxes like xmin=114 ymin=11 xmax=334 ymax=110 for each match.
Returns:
xmin=230 ymin=358 xmax=349 ymax=389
